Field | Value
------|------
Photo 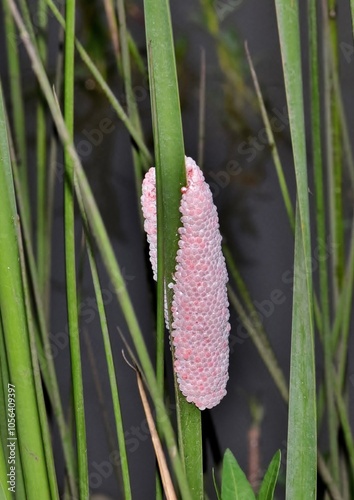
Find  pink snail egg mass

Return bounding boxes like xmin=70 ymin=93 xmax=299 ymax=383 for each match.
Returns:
xmin=141 ymin=156 xmax=230 ymax=410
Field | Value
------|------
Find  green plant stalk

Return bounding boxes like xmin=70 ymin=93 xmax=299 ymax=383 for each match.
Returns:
xmin=328 ymin=0 xmax=344 ymax=295
xmin=322 ymin=1 xmax=339 ymax=308
xmin=149 ymin=55 xmax=165 ymax=500
xmin=309 ymin=0 xmax=340 ymax=484
xmin=46 ymin=0 xmax=152 ymax=164
xmin=2 ymin=0 xmax=30 ymax=227
xmin=7 ymin=4 xmax=191 ymax=495
xmin=63 ymin=1 xmax=88 ymax=498
xmin=0 ymin=80 xmax=51 ymax=499
xmin=43 ymin=24 xmax=65 ymax=324
xmin=36 ymin=0 xmax=48 ymax=300
xmin=148 ymin=49 xmax=165 ymax=499
xmin=274 ymin=1 xmax=316 ymax=498
xmin=17 ymin=219 xmax=59 ymax=499
xmin=144 ymin=0 xmax=203 ymax=497
xmin=86 ymin=239 xmax=132 ymax=499
xmin=39 ymin=76 xmax=62 ymax=330
xmin=286 ymin=208 xmax=317 ymax=500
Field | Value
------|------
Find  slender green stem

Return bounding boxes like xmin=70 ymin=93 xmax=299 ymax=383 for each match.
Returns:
xmin=63 ymin=1 xmax=88 ymax=497
xmin=0 ymin=318 xmax=27 ymax=500
xmin=148 ymin=44 xmax=165 ymax=500
xmin=322 ymin=0 xmax=339 ymax=307
xmin=2 ymin=0 xmax=30 ymax=227
xmin=43 ymin=22 xmax=65 ymax=324
xmin=17 ymin=218 xmax=59 ymax=499
xmin=310 ymin=0 xmax=340 ymax=484
xmin=274 ymin=2 xmax=316 ymax=498
xmin=327 ymin=0 xmax=344 ymax=294
xmin=0 ymin=80 xmax=51 ymax=499
xmin=36 ymin=0 xmax=48 ymax=298
xmin=86 ymin=238 xmax=132 ymax=499
xmin=286 ymin=208 xmax=317 ymax=500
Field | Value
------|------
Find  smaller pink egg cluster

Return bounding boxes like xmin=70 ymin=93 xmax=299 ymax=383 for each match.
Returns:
xmin=141 ymin=167 xmax=158 ymax=280
xmin=141 ymin=157 xmax=230 ymax=410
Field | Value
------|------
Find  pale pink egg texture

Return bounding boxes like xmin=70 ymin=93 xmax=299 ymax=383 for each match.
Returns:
xmin=141 ymin=156 xmax=230 ymax=410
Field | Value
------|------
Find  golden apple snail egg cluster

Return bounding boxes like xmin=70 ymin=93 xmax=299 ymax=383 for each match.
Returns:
xmin=141 ymin=156 xmax=230 ymax=410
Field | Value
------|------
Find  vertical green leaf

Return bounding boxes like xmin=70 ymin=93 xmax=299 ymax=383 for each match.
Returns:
xmin=286 ymin=208 xmax=317 ymax=499
xmin=309 ymin=0 xmax=339 ymax=483
xmin=2 ymin=0 xmax=30 ymax=227
xmin=86 ymin=241 xmax=132 ymax=499
xmin=63 ymin=1 xmax=88 ymax=497
xmin=273 ymin=1 xmax=317 ymax=498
